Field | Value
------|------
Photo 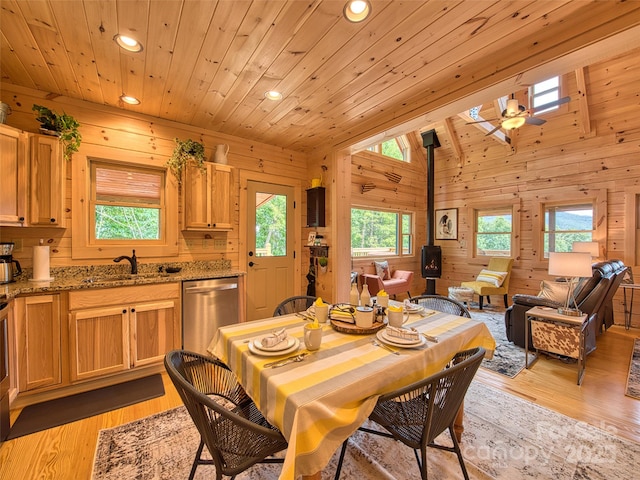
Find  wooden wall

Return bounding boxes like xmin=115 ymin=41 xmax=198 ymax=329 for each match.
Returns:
xmin=0 ymin=83 xmax=310 ymax=287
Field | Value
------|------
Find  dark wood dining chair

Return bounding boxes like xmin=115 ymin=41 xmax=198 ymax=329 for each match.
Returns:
xmin=334 ymin=347 xmax=485 ymax=480
xmin=409 ymin=294 xmax=472 ymax=318
xmin=164 ymin=350 xmax=288 ymax=480
xmin=272 ymin=295 xmax=316 ymax=316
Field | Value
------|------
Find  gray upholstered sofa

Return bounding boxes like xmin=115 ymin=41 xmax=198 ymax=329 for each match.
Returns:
xmin=504 ymin=259 xmax=627 ymax=351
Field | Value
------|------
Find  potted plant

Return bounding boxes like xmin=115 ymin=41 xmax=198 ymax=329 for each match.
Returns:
xmin=32 ymin=104 xmax=82 ymax=161
xmin=318 ymin=256 xmax=328 ymax=273
xmin=166 ymin=137 xmax=206 ymax=186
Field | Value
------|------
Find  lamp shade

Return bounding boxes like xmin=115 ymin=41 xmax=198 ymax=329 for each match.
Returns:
xmin=572 ymin=241 xmax=599 ymax=257
xmin=548 ymin=252 xmax=592 ymax=278
xmin=501 ymin=116 xmax=526 ymax=130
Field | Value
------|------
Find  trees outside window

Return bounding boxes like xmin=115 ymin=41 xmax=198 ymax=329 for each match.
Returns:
xmin=351 ymin=208 xmax=413 ymax=257
xmin=544 ymin=203 xmax=594 ymax=257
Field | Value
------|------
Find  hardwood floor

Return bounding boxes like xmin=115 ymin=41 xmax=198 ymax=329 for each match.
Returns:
xmin=1 ymin=326 xmax=639 ymax=480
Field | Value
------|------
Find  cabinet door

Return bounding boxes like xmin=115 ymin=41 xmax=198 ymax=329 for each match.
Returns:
xmin=69 ymin=306 xmax=129 ymax=382
xmin=16 ymin=295 xmax=61 ymax=391
xmin=29 ymin=134 xmax=65 ymax=226
xmin=183 ymin=163 xmax=212 ymax=229
xmin=0 ymin=125 xmax=27 ymax=226
xmin=211 ymin=164 xmax=233 ymax=229
xmin=130 ymin=299 xmax=180 ymax=367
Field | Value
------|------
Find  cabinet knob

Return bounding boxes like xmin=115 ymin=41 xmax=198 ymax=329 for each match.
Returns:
xmin=50 ymin=218 xmax=56 ymax=223
xmin=123 ymin=309 xmax=127 ymax=314
xmin=131 ymin=308 xmax=135 ymax=313
xmin=19 ymin=216 xmax=25 ymax=222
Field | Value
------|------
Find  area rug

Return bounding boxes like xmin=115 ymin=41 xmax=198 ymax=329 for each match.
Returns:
xmin=7 ymin=374 xmax=164 ymax=440
xmin=468 ymin=307 xmax=525 ymax=378
xmin=92 ymin=381 xmax=640 ymax=480
xmin=625 ymin=338 xmax=640 ymax=399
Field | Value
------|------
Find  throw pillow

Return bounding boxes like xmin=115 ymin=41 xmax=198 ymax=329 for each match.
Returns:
xmin=374 ymin=260 xmax=390 ymax=280
xmin=475 ymin=269 xmax=507 ymax=287
xmin=538 ymin=280 xmax=570 ymax=303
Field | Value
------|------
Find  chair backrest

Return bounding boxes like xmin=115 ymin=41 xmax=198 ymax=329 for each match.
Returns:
xmin=377 ymin=347 xmax=485 ymax=444
xmin=164 ymin=350 xmax=287 ymax=477
xmin=487 ymin=257 xmax=514 ymax=290
xmin=409 ymin=294 xmax=471 ymax=318
xmin=273 ymin=295 xmax=316 ymax=316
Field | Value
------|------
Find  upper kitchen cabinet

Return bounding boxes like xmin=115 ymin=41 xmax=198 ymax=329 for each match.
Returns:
xmin=0 ymin=125 xmax=28 ymax=226
xmin=29 ymin=134 xmax=65 ymax=227
xmin=182 ymin=162 xmax=234 ymax=231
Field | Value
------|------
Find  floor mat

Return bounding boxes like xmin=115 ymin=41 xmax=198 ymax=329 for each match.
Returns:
xmin=7 ymin=374 xmax=165 ymax=440
xmin=625 ymin=338 xmax=640 ymax=399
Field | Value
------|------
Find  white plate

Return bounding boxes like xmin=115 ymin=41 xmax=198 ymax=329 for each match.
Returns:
xmin=248 ymin=337 xmax=300 ymax=357
xmin=253 ymin=336 xmax=296 ymax=352
xmin=377 ymin=330 xmax=426 ymax=348
xmin=404 ymin=304 xmax=424 ymax=314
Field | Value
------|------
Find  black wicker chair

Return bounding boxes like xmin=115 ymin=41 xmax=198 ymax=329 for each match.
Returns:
xmin=409 ymin=294 xmax=471 ymax=318
xmin=164 ymin=350 xmax=288 ymax=480
xmin=272 ymin=295 xmax=316 ymax=316
xmin=334 ymin=347 xmax=485 ymax=480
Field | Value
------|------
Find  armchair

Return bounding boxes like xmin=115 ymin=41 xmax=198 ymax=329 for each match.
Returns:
xmin=362 ymin=264 xmax=413 ymax=298
xmin=461 ymin=257 xmax=514 ymax=310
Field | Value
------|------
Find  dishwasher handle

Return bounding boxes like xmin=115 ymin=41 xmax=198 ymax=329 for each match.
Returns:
xmin=185 ymin=284 xmax=238 ymax=294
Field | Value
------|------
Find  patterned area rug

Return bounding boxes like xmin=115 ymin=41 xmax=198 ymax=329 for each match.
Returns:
xmin=625 ymin=338 xmax=640 ymax=399
xmin=92 ymin=382 xmax=640 ymax=480
xmin=467 ymin=306 xmax=525 ymax=378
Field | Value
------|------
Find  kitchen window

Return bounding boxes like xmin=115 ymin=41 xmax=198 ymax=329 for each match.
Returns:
xmin=72 ymin=148 xmax=178 ymax=259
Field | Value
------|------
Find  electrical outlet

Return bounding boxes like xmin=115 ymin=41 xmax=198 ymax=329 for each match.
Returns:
xmin=214 ymin=239 xmax=225 ymax=249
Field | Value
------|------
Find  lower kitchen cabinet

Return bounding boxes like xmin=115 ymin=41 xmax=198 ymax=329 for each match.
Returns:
xmin=15 ymin=295 xmax=61 ymax=391
xmin=68 ymin=283 xmax=181 ymax=382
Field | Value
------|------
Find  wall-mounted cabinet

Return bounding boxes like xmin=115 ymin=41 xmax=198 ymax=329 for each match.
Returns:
xmin=29 ymin=134 xmax=65 ymax=227
xmin=306 ymin=187 xmax=325 ymax=227
xmin=0 ymin=125 xmax=28 ymax=226
xmin=182 ymin=162 xmax=233 ymax=231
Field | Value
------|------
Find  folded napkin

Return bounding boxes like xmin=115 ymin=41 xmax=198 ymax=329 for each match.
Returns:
xmin=329 ymin=309 xmax=355 ymax=324
xmin=403 ymin=299 xmax=420 ymax=312
xmin=261 ymin=328 xmax=288 ymax=347
xmin=386 ymin=326 xmax=420 ymax=341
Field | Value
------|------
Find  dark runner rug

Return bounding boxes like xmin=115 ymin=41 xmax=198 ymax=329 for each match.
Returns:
xmin=625 ymin=338 xmax=640 ymax=399
xmin=7 ymin=373 xmax=164 ymax=440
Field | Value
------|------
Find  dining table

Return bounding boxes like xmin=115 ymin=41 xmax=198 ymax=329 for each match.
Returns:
xmin=209 ymin=303 xmax=496 ymax=480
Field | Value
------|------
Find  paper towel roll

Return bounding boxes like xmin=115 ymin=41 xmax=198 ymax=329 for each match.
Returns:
xmin=32 ymin=245 xmax=53 ymax=281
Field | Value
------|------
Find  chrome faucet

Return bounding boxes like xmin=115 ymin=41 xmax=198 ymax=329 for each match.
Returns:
xmin=114 ymin=249 xmax=138 ymax=275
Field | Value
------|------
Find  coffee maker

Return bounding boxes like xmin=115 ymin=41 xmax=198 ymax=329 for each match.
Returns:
xmin=0 ymin=243 xmax=21 ymax=284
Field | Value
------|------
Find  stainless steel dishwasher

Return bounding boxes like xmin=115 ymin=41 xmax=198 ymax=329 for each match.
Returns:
xmin=182 ymin=277 xmax=239 ymax=355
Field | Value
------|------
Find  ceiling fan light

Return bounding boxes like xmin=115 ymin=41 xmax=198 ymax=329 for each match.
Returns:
xmin=501 ymin=116 xmax=526 ymax=130
xmin=343 ymin=0 xmax=371 ymax=23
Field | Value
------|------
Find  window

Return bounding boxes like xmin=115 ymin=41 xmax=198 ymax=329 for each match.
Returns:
xmin=475 ymin=208 xmax=513 ymax=257
xmin=544 ymin=203 xmax=594 ymax=257
xmin=91 ymin=161 xmax=163 ymax=241
xmin=72 ymin=147 xmax=178 ymax=259
xmin=531 ymin=76 xmax=560 ymax=114
xmin=351 ymin=208 xmax=413 ymax=257
xmin=366 ymin=135 xmax=410 ymax=162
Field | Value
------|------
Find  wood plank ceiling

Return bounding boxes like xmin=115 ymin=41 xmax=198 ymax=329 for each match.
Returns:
xmin=1 ymin=0 xmax=640 ymax=154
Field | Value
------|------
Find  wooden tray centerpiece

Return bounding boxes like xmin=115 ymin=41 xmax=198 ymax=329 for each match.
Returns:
xmin=330 ymin=318 xmax=386 ymax=335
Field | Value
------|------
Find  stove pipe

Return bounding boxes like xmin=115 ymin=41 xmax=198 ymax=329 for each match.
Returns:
xmin=421 ymin=130 xmax=441 ymax=294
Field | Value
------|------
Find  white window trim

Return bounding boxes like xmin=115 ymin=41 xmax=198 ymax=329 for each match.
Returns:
xmin=351 ymin=206 xmax=415 ymax=259
xmin=72 ymin=145 xmax=179 ymax=259
xmin=467 ymin=199 xmax=520 ymax=264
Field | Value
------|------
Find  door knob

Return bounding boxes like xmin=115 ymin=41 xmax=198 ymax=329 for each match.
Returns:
xmin=249 ymin=261 xmax=256 ymax=267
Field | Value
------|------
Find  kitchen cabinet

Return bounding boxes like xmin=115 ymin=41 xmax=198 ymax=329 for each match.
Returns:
xmin=68 ymin=283 xmax=180 ymax=382
xmin=29 ymin=133 xmax=65 ymax=227
xmin=0 ymin=125 xmax=28 ymax=226
xmin=183 ymin=162 xmax=233 ymax=230
xmin=15 ymin=295 xmax=62 ymax=392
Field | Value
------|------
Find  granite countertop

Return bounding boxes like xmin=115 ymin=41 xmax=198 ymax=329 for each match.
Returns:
xmin=0 ymin=260 xmax=245 ymax=301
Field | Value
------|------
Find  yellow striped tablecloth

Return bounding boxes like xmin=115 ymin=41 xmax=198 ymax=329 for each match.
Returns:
xmin=209 ymin=310 xmax=495 ymax=479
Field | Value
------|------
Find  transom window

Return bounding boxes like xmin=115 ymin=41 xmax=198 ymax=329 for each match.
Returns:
xmin=90 ymin=160 xmax=164 ymax=242
xmin=366 ymin=135 xmax=410 ymax=162
xmin=475 ymin=208 xmax=513 ymax=257
xmin=544 ymin=203 xmax=594 ymax=257
xmin=351 ymin=208 xmax=413 ymax=257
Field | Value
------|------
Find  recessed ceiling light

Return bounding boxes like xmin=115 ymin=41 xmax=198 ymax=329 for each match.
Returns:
xmin=343 ymin=0 xmax=372 ymax=23
xmin=120 ymin=94 xmax=140 ymax=105
xmin=113 ymin=34 xmax=143 ymax=53
xmin=264 ymin=90 xmax=283 ymax=101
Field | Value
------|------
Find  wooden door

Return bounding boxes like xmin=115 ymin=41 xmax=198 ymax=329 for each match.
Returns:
xmin=16 ymin=295 xmax=61 ymax=391
xmin=29 ymin=134 xmax=65 ymax=226
xmin=0 ymin=125 xmax=27 ymax=226
xmin=129 ymin=299 xmax=179 ymax=367
xmin=246 ymin=181 xmax=295 ymax=320
xmin=69 ymin=305 xmax=129 ymax=382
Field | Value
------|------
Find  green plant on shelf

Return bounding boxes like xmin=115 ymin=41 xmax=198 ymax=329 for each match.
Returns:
xmin=318 ymin=256 xmax=328 ymax=268
xmin=32 ymin=104 xmax=82 ymax=161
xmin=166 ymin=137 xmax=207 ymax=186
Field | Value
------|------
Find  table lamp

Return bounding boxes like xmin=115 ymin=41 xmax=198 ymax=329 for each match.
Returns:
xmin=548 ymin=252 xmax=592 ymax=316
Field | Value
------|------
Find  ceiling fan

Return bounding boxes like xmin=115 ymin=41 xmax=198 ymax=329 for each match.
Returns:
xmin=467 ymin=94 xmax=571 ymax=138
